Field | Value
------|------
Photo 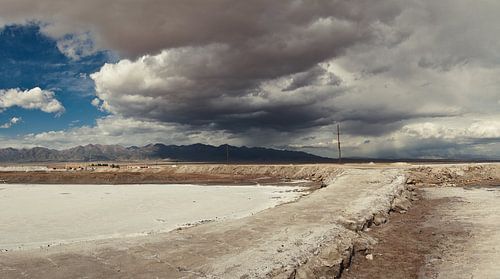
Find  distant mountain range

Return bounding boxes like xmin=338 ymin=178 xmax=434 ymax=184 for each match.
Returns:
xmin=0 ymin=143 xmax=334 ymax=163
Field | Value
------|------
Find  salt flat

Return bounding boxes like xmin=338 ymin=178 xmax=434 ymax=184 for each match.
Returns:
xmin=0 ymin=183 xmax=304 ymax=251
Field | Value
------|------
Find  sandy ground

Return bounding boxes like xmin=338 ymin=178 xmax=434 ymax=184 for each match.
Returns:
xmin=0 ymin=184 xmax=304 ymax=251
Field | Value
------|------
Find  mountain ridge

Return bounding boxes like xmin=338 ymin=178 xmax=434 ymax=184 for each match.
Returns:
xmin=0 ymin=143 xmax=333 ymax=163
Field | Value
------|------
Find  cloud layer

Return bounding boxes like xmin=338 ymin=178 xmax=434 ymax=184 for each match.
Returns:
xmin=0 ymin=0 xmax=499 ymax=158
xmin=0 ymin=0 xmax=402 ymax=57
xmin=0 ymin=87 xmax=64 ymax=114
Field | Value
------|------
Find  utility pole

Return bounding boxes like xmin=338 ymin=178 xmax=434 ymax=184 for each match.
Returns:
xmin=226 ymin=145 xmax=229 ymax=163
xmin=337 ymin=123 xmax=342 ymax=164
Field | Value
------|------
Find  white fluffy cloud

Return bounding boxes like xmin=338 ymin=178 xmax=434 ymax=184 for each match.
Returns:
xmin=0 ymin=87 xmax=65 ymax=115
xmin=0 ymin=117 xmax=22 ymax=129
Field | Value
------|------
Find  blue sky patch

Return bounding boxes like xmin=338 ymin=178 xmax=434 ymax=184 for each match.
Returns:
xmin=0 ymin=24 xmax=112 ymax=136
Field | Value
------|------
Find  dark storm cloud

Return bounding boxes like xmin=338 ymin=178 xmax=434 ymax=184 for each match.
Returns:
xmin=0 ymin=0 xmax=403 ymax=57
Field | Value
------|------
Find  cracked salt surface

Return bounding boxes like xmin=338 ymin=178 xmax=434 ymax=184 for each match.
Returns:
xmin=0 ymin=183 xmax=305 ymax=251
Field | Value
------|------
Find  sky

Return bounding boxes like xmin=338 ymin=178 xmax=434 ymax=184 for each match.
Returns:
xmin=0 ymin=0 xmax=499 ymax=159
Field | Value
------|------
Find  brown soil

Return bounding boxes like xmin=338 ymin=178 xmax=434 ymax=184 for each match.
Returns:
xmin=0 ymin=170 xmax=322 ymax=189
xmin=342 ymin=190 xmax=459 ymax=279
